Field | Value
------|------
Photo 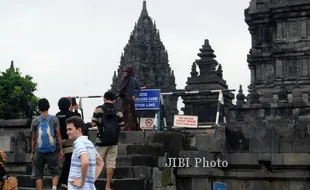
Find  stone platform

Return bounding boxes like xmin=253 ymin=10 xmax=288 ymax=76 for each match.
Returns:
xmin=1 ymin=119 xmax=310 ymax=189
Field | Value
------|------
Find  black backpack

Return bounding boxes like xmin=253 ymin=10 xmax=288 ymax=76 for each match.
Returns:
xmin=98 ymin=106 xmax=120 ymax=146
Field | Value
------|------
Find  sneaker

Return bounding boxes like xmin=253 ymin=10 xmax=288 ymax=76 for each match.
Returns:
xmin=61 ymin=184 xmax=68 ymax=189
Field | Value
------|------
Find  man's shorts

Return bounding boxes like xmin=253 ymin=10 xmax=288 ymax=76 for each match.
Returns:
xmin=31 ymin=151 xmax=60 ymax=179
xmin=96 ymin=145 xmax=118 ymax=169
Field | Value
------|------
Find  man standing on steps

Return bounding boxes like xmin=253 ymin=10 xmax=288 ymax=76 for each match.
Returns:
xmin=30 ymin=98 xmax=64 ymax=190
xmin=67 ymin=116 xmax=104 ymax=190
xmin=91 ymin=91 xmax=124 ymax=190
xmin=56 ymin=97 xmax=81 ymax=189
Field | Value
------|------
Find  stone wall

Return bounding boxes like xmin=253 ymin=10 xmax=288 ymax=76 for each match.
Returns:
xmin=0 ymin=119 xmax=32 ymax=173
xmin=174 ymin=102 xmax=310 ymax=189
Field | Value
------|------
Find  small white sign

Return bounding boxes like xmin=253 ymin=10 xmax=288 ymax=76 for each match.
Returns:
xmin=140 ymin=117 xmax=154 ymax=130
xmin=173 ymin=115 xmax=198 ymax=128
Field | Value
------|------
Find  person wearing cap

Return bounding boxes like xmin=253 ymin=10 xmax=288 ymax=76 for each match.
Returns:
xmin=118 ymin=65 xmax=141 ymax=131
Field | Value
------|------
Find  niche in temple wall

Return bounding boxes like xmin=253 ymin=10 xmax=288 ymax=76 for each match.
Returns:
xmin=255 ymin=26 xmax=273 ymax=45
xmin=276 ymin=19 xmax=308 ymax=39
xmin=283 ymin=59 xmax=300 ymax=77
xmin=255 ymin=64 xmax=275 ymax=82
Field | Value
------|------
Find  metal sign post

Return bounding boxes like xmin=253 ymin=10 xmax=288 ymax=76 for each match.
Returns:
xmin=74 ymin=95 xmax=103 ymax=121
xmin=161 ymin=89 xmax=235 ymax=127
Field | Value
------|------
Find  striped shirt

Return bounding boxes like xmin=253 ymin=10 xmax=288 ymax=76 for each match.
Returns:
xmin=91 ymin=103 xmax=124 ymax=146
xmin=68 ymin=136 xmax=99 ymax=190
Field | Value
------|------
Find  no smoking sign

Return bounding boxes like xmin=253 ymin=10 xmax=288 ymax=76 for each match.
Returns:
xmin=140 ymin=118 xmax=154 ymax=130
xmin=145 ymin=119 xmax=153 ymax=126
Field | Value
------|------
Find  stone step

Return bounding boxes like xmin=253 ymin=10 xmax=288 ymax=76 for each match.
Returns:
xmin=17 ymin=175 xmax=148 ymax=190
xmin=99 ymin=166 xmax=152 ymax=179
xmin=118 ymin=143 xmax=165 ymax=156
xmin=23 ymin=165 xmax=152 ymax=179
xmin=25 ymin=155 xmax=159 ymax=175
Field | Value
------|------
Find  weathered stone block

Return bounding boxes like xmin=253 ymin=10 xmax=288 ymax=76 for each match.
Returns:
xmin=0 ymin=119 xmax=29 ymax=127
xmin=177 ymin=167 xmax=224 ymax=177
xmin=161 ymin=168 xmax=172 ymax=186
xmin=153 ymin=167 xmax=163 ymax=189
xmin=214 ymin=125 xmax=225 ymax=139
xmin=0 ymin=136 xmax=13 ymax=152
xmin=119 ymin=131 xmax=145 ymax=144
xmin=165 ymin=186 xmax=177 ymax=190
xmin=279 ymin=142 xmax=292 ymax=153
xmin=249 ymin=123 xmax=278 ymax=153
xmin=194 ymin=134 xmax=223 ymax=152
xmin=253 ymin=104 xmax=263 ymax=109
xmin=258 ymin=153 xmax=271 ymax=161
xmin=191 ymin=178 xmax=212 ymax=190
xmin=133 ymin=166 xmax=152 ymax=178
xmin=271 ymin=153 xmax=284 ymax=165
xmin=158 ymin=156 xmax=167 ymax=168
xmin=5 ymin=152 xmax=30 ymax=163
xmin=230 ymin=153 xmax=259 ymax=165
xmin=117 ymin=144 xmax=128 ymax=155
xmin=283 ymin=153 xmax=310 ymax=166
xmin=226 ymin=125 xmax=249 ymax=152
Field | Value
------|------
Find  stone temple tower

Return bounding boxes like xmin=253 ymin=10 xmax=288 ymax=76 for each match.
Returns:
xmin=110 ymin=1 xmax=178 ymax=126
xmin=180 ymin=39 xmax=234 ymax=124
xmin=245 ymin=0 xmax=310 ymax=95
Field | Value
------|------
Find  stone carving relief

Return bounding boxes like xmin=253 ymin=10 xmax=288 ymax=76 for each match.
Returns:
xmin=262 ymin=64 xmax=274 ymax=82
xmin=283 ymin=59 xmax=300 ymax=77
xmin=288 ymin=21 xmax=300 ymax=38
xmin=256 ymin=65 xmax=262 ymax=81
xmin=301 ymin=58 xmax=309 ymax=76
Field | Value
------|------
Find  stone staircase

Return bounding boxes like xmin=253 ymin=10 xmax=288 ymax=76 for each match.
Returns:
xmin=6 ymin=131 xmax=185 ymax=190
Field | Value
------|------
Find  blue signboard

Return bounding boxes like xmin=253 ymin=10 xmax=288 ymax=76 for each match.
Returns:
xmin=213 ymin=182 xmax=227 ymax=190
xmin=135 ymin=89 xmax=161 ymax=110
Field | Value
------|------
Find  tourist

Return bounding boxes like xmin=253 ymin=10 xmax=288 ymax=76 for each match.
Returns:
xmin=30 ymin=98 xmax=64 ymax=190
xmin=0 ymin=150 xmax=18 ymax=190
xmin=56 ymin=97 xmax=80 ymax=189
xmin=68 ymin=97 xmax=82 ymax=118
xmin=91 ymin=91 xmax=124 ymax=190
xmin=66 ymin=116 xmax=104 ymax=190
xmin=119 ymin=65 xmax=141 ymax=131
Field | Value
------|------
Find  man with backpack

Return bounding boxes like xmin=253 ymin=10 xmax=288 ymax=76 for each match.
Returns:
xmin=30 ymin=98 xmax=64 ymax=190
xmin=91 ymin=91 xmax=124 ymax=190
xmin=56 ymin=97 xmax=81 ymax=189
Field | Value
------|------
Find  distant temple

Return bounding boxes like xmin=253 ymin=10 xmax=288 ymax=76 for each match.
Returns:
xmin=180 ymin=39 xmax=234 ymax=124
xmin=110 ymin=1 xmax=178 ymax=126
xmin=110 ymin=1 xmax=234 ymax=126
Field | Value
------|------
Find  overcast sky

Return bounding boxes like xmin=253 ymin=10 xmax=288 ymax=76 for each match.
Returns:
xmin=0 ymin=0 xmax=251 ymax=122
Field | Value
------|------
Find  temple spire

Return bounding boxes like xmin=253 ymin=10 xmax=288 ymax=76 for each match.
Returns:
xmin=140 ymin=0 xmax=148 ymax=18
xmin=10 ymin=60 xmax=15 ymax=72
xmin=195 ymin=39 xmax=218 ymax=76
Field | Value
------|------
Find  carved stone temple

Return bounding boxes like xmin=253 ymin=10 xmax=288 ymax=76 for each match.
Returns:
xmin=3 ymin=0 xmax=310 ymax=190
xmin=110 ymin=1 xmax=178 ymax=126
xmin=180 ymin=39 xmax=234 ymax=124
xmin=245 ymin=0 xmax=310 ymax=94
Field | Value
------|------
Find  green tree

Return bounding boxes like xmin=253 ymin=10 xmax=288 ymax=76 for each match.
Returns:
xmin=0 ymin=65 xmax=39 ymax=119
